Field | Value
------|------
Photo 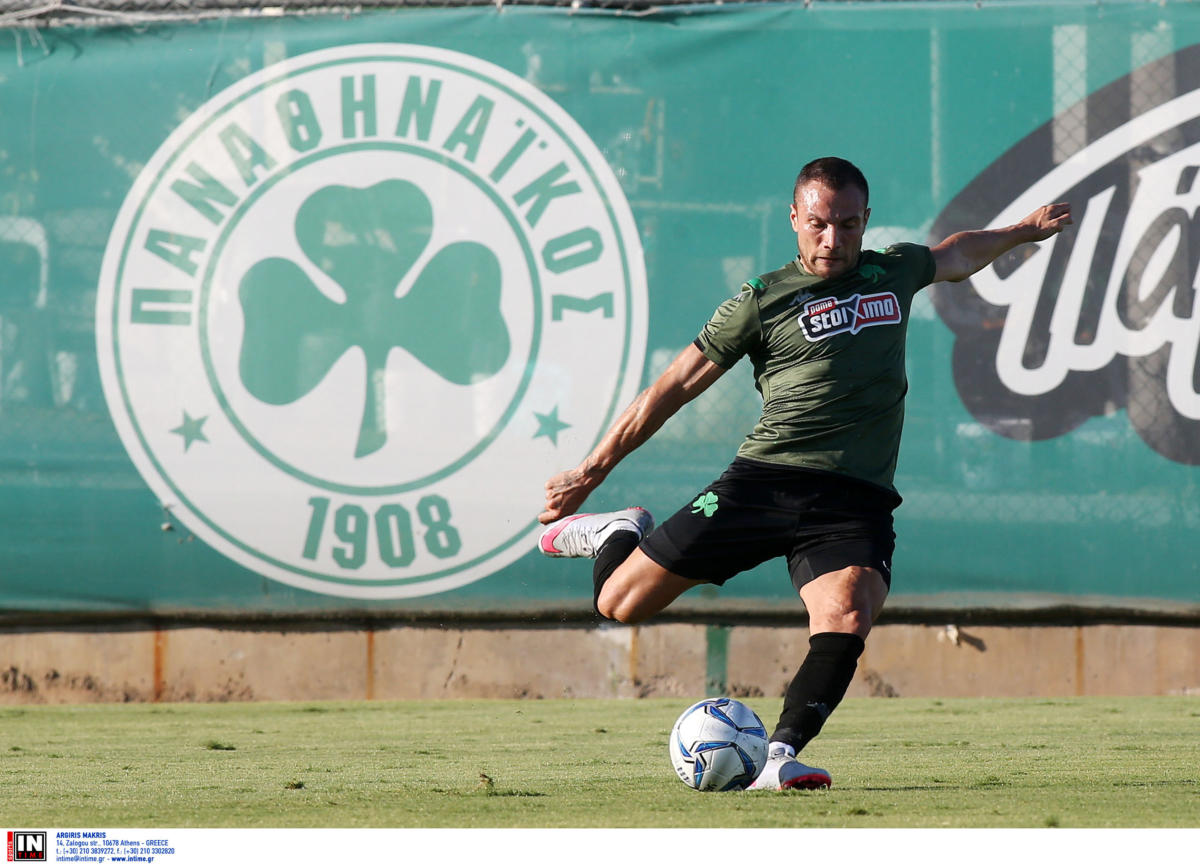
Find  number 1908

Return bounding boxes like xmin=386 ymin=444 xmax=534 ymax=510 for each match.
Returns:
xmin=301 ymin=495 xmax=462 ymax=569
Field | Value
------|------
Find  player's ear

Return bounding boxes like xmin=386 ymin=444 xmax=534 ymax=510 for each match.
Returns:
xmin=862 ymin=206 xmax=871 ymax=229
xmin=789 ymin=203 xmax=800 ymax=230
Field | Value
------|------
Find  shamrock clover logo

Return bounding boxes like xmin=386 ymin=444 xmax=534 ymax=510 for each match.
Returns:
xmin=691 ymin=491 xmax=719 ymax=518
xmin=859 ymin=263 xmax=885 ymax=283
xmin=237 ymin=179 xmax=509 ymax=458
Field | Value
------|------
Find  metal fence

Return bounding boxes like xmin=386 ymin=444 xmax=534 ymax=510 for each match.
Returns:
xmin=0 ymin=0 xmax=804 ymax=27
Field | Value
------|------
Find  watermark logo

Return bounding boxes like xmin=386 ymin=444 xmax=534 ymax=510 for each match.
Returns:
xmin=97 ymin=44 xmax=647 ymax=598
xmin=6 ymin=832 xmax=46 ymax=862
xmin=929 ymin=44 xmax=1200 ymax=464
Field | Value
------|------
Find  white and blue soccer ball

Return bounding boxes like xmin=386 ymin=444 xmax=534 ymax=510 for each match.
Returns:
xmin=669 ymin=697 xmax=769 ymax=791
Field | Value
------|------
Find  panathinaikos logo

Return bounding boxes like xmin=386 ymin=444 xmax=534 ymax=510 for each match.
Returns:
xmin=96 ymin=44 xmax=647 ymax=598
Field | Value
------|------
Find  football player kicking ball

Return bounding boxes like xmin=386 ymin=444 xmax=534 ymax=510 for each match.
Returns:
xmin=538 ymin=157 xmax=1071 ymax=790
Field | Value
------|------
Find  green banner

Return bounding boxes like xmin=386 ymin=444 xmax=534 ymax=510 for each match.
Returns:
xmin=1 ymin=0 xmax=1198 ymax=615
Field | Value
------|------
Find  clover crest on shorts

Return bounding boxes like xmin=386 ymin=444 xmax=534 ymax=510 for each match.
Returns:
xmin=96 ymin=44 xmax=647 ymax=599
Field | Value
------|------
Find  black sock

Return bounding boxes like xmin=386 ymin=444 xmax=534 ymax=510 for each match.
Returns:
xmin=592 ymin=530 xmax=639 ymax=618
xmin=771 ymin=632 xmax=865 ymax=752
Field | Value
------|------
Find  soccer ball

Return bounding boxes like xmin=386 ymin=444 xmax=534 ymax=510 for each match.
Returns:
xmin=669 ymin=697 xmax=768 ymax=791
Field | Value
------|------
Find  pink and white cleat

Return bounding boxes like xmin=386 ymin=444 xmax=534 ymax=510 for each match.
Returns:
xmin=538 ymin=507 xmax=654 ymax=559
xmin=747 ymin=742 xmax=832 ymax=790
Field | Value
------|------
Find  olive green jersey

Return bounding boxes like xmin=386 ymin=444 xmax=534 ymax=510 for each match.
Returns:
xmin=693 ymin=243 xmax=936 ymax=492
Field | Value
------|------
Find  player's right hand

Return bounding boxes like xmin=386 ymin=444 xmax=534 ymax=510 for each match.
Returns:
xmin=539 ymin=465 xmax=599 ymax=524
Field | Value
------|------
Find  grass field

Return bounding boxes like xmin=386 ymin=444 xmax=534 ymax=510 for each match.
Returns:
xmin=1 ymin=696 xmax=1197 ymax=829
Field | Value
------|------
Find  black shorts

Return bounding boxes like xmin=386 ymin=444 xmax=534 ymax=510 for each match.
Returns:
xmin=638 ymin=458 xmax=902 ymax=592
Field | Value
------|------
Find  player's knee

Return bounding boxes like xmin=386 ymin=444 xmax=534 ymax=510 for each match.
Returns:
xmin=596 ymin=578 xmax=660 ymax=623
xmin=830 ymin=597 xmax=880 ymax=635
xmin=804 ymin=565 xmax=885 ymax=635
xmin=808 ymin=601 xmax=870 ymax=635
xmin=596 ymin=593 xmax=647 ymax=624
xmin=829 ymin=607 xmax=873 ymax=636
xmin=597 ymin=558 xmax=691 ymax=624
xmin=596 ymin=565 xmax=654 ymax=623
xmin=594 ymin=591 xmax=618 ymax=622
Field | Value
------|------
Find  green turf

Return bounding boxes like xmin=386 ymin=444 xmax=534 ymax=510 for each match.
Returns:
xmin=1 ymin=697 xmax=1197 ymax=828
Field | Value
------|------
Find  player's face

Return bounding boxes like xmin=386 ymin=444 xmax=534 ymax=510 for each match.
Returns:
xmin=790 ymin=181 xmax=870 ymax=279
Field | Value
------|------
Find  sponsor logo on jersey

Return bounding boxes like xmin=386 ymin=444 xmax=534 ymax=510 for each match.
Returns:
xmin=96 ymin=44 xmax=647 ymax=598
xmin=797 ymin=291 xmax=901 ymax=342
xmin=928 ymin=42 xmax=1200 ymax=465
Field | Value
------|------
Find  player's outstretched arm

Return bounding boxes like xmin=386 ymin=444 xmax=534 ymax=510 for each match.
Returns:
xmin=538 ymin=344 xmax=726 ymax=524
xmin=931 ymin=202 xmax=1072 ymax=283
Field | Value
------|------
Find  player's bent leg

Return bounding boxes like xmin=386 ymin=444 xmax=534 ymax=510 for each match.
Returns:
xmin=595 ymin=548 xmax=699 ymax=624
xmin=537 ymin=506 xmax=691 ymax=623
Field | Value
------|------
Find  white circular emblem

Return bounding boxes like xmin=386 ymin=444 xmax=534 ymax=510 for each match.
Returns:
xmin=97 ymin=44 xmax=647 ymax=599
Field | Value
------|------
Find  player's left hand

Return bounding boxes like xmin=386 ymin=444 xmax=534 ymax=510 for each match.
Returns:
xmin=1019 ymin=202 xmax=1072 ymax=240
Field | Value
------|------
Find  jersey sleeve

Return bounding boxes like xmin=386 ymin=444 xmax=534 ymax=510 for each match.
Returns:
xmin=881 ymin=243 xmax=936 ymax=292
xmin=692 ymin=288 xmax=762 ymax=369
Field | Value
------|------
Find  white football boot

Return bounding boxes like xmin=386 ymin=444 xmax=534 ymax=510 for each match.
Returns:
xmin=538 ymin=507 xmax=654 ymax=558
xmin=748 ymin=742 xmax=832 ymax=790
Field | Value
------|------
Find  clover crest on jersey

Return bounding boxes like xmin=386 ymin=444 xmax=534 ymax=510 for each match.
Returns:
xmin=797 ymin=291 xmax=901 ymax=342
xmin=95 ymin=44 xmax=647 ymax=599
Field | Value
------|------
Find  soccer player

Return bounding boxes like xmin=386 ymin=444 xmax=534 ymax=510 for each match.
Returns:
xmin=537 ymin=157 xmax=1071 ymax=790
